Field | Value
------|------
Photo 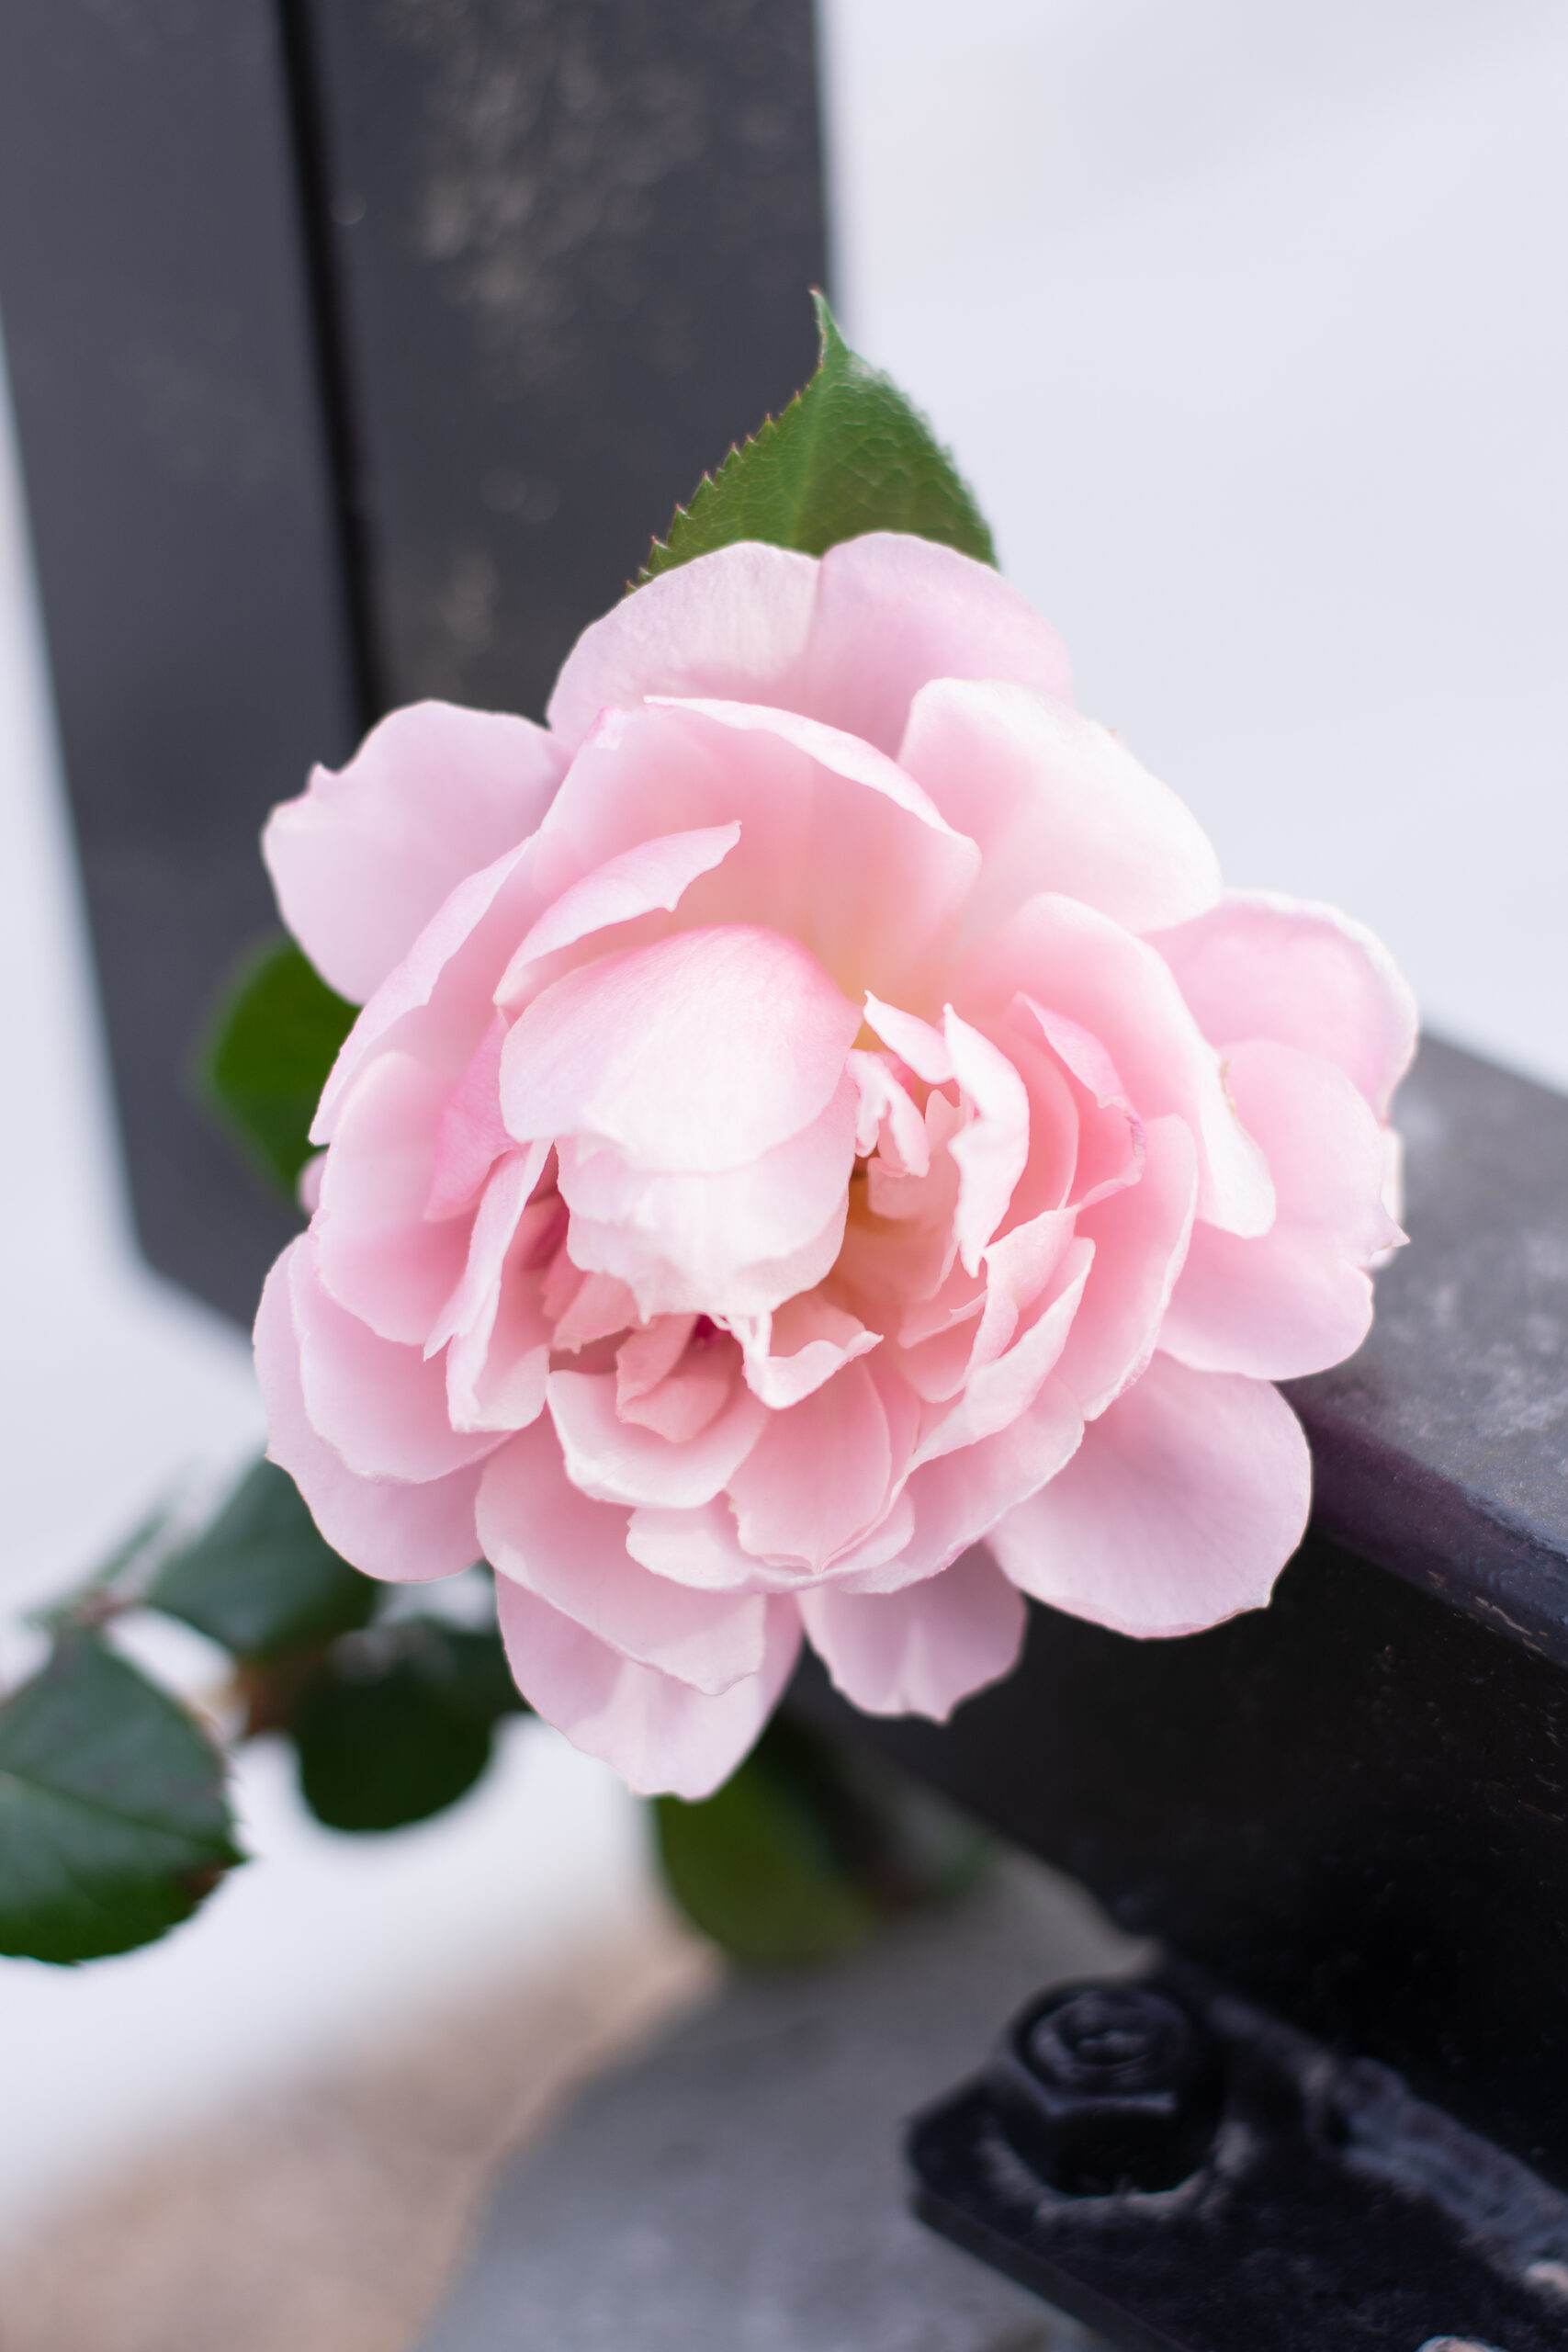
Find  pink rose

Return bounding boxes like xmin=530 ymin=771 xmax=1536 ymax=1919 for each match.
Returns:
xmin=255 ymin=535 xmax=1415 ymax=1797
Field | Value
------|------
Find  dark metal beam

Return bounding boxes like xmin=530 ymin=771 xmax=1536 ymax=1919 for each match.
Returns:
xmin=0 ymin=0 xmax=359 ymax=1322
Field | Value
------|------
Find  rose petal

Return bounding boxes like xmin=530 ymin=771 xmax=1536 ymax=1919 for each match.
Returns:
xmin=501 ymin=923 xmax=859 ymax=1173
xmin=1159 ymin=1041 xmax=1404 ymax=1380
xmin=255 ymin=1243 xmax=481 ymax=1581
xmin=727 ymin=1358 xmax=893 ymax=1572
xmin=914 ymin=1237 xmax=1093 ymax=1464
xmin=805 ymin=533 xmax=1073 ymax=754
xmin=264 ymin=701 xmax=565 ymax=1003
xmin=944 ymin=1009 xmax=1030 ymax=1276
xmin=313 ymin=1052 xmax=472 ymax=1344
xmin=899 ymin=679 xmax=1221 ymax=940
xmin=959 ymin=894 xmax=1274 ymax=1237
xmin=1056 ymin=1114 xmax=1198 ymax=1419
xmin=626 ymin=1498 xmax=778 ymax=1591
xmin=616 ymin=1321 xmax=736 ymax=1442
xmin=848 ymin=1050 xmax=930 ymax=1175
xmin=863 ymin=993 xmax=953 ymax=1084
xmin=313 ymin=835 xmax=541 ymax=1142
xmin=1151 ymin=889 xmax=1417 ymax=1117
xmin=547 ymin=1363 xmax=766 ymax=1509
xmin=736 ymin=1291 xmax=882 ymax=1409
xmin=527 ymin=700 xmax=980 ymax=1012
xmin=494 ymin=821 xmax=742 ymax=1002
xmin=558 ymin=1075 xmax=857 ymax=1322
xmin=426 ymin=1143 xmax=548 ymax=1356
xmin=989 ymin=1351 xmax=1310 ymax=1636
xmin=799 ymin=1546 xmax=1026 ymax=1718
xmin=479 ymin=1421 xmax=771 ymax=1693
xmin=291 ymin=1240 xmax=501 ymax=1483
xmin=545 ymin=541 xmax=819 ymax=750
xmin=1010 ymin=1001 xmax=1143 ymax=1211
xmin=495 ymin=1574 xmax=801 ymax=1798
xmin=424 ymin=1012 xmax=512 ymax=1222
xmin=832 ymin=1375 xmax=1085 ymax=1595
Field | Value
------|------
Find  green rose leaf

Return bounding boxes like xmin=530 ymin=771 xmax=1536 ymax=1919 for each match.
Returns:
xmin=146 ymin=1457 xmax=378 ymax=1660
xmin=644 ymin=292 xmax=996 ymax=579
xmin=0 ymin=1634 xmax=242 ymax=1963
xmin=654 ymin=1716 xmax=882 ymax=1966
xmin=201 ymin=938 xmax=355 ymax=1198
xmin=655 ymin=1714 xmax=990 ymax=1967
xmin=293 ymin=1619 xmax=526 ymax=1834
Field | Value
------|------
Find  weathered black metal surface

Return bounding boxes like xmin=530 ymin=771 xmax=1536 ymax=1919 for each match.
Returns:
xmin=911 ymin=1967 xmax=1568 ymax=2352
xmin=1289 ymin=1035 xmax=1568 ymax=1667
xmin=0 ymin=0 xmax=360 ymax=1322
xmin=0 ymin=0 xmax=826 ymax=1322
xmin=795 ymin=1522 xmax=1568 ymax=2198
xmin=292 ymin=0 xmax=827 ymax=718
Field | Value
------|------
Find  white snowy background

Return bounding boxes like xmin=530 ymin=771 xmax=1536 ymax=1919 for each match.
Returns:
xmin=1 ymin=0 xmax=1564 ymax=2237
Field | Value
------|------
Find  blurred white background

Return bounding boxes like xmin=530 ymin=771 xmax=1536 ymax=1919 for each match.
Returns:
xmin=2 ymin=0 xmax=1565 ymax=2237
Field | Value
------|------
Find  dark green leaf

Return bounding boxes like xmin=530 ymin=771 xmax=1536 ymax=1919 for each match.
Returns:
xmin=644 ymin=292 xmax=996 ymax=580
xmin=200 ymin=938 xmax=355 ymax=1197
xmin=293 ymin=1620 xmax=525 ymax=1834
xmin=147 ymin=1458 xmax=378 ymax=1659
xmin=654 ymin=1717 xmax=882 ymax=1966
xmin=655 ymin=1714 xmax=989 ymax=1968
xmin=0 ymin=1634 xmax=241 ymax=1963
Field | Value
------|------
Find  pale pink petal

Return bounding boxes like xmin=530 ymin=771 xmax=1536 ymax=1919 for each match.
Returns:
xmin=424 ymin=1013 xmax=512 ymax=1222
xmin=728 ymin=1359 xmax=893 ymax=1572
xmin=944 ymin=1009 xmax=1030 ymax=1276
xmin=863 ymin=993 xmax=953 ymax=1084
xmin=494 ymin=822 xmax=741 ymax=1001
xmin=479 ymin=1422 xmax=770 ymax=1693
xmin=255 ymin=1244 xmax=481 ymax=1581
xmin=425 ymin=1144 xmax=548 ymax=1356
xmin=804 ymin=533 xmax=1074 ymax=754
xmin=265 ymin=702 xmax=564 ymax=1003
xmin=313 ymin=836 xmax=540 ymax=1142
xmin=501 ymin=923 xmax=858 ymax=1173
xmin=547 ymin=1363 xmax=766 ymax=1509
xmin=1151 ymin=889 xmax=1417 ymax=1117
xmin=1009 ymin=1002 xmax=1143 ymax=1210
xmin=800 ymin=1547 xmax=1026 ymax=1718
xmin=626 ymin=1498 xmax=782 ymax=1591
xmin=848 ymin=1050 xmax=930 ymax=1174
xmin=958 ymin=894 xmax=1274 ymax=1236
xmin=899 ymin=679 xmax=1221 ymax=941
xmin=914 ymin=1238 xmax=1093 ymax=1464
xmin=446 ymin=1275 xmax=552 ymax=1436
xmin=527 ymin=701 xmax=979 ymax=1012
xmin=835 ymin=1098 xmax=963 ymax=1314
xmin=615 ymin=1316 xmax=696 ymax=1406
xmin=558 ymin=1075 xmax=857 ymax=1322
xmin=989 ymin=1351 xmax=1310 ymax=1636
xmin=736 ymin=1292 xmax=882 ymax=1409
xmin=833 ymin=1376 xmax=1085 ymax=1595
xmin=1056 ymin=1114 xmax=1198 ymax=1419
xmin=545 ymin=542 xmax=819 ymax=750
xmin=986 ymin=1017 xmax=1082 ymax=1219
xmin=616 ymin=1321 xmax=736 ymax=1442
xmin=312 ymin=1053 xmax=471 ymax=1345
xmin=815 ymin=1489 xmax=919 ymax=1584
xmin=1159 ymin=1041 xmax=1404 ymax=1380
xmin=896 ymin=1207 xmax=1074 ymax=1404
xmin=495 ymin=1575 xmax=802 ymax=1798
xmin=550 ymin=1271 xmax=640 ymax=1352
xmin=290 ymin=1241 xmax=501 ymax=1483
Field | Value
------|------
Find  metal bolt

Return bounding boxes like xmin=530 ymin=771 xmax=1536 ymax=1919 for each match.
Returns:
xmin=986 ymin=1980 xmax=1221 ymax=2196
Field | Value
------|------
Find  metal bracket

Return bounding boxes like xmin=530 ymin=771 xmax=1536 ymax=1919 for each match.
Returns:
xmin=909 ymin=1971 xmax=1568 ymax=2352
